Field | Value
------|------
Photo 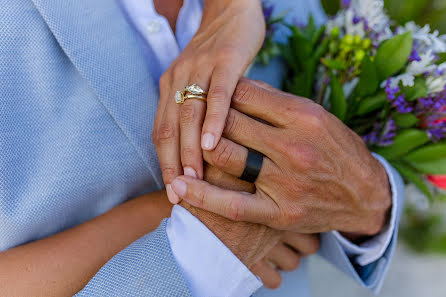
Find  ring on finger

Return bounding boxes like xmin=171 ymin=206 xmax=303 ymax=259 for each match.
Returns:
xmin=175 ymin=84 xmax=208 ymax=104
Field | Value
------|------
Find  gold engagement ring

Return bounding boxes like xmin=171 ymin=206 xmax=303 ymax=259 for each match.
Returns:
xmin=175 ymin=84 xmax=208 ymax=104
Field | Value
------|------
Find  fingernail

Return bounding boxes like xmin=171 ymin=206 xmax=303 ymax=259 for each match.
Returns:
xmin=202 ymin=133 xmax=215 ymax=150
xmin=166 ymin=184 xmax=181 ymax=204
xmin=171 ymin=179 xmax=187 ymax=197
xmin=183 ymin=167 xmax=197 ymax=178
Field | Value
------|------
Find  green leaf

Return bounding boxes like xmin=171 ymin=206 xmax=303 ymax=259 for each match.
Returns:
xmin=357 ymin=56 xmax=379 ymax=97
xmin=321 ymin=58 xmax=348 ymax=70
xmin=373 ymin=129 xmax=430 ymax=160
xmin=403 ymin=144 xmax=446 ymax=174
xmin=394 ymin=113 xmax=419 ymax=128
xmin=391 ymin=161 xmax=434 ymax=202
xmin=407 ymin=158 xmax=446 ymax=174
xmin=402 ymin=77 xmax=428 ymax=101
xmin=374 ymin=32 xmax=413 ymax=80
xmin=329 ymin=73 xmax=347 ymax=121
xmin=356 ymin=92 xmax=387 ymax=116
xmin=404 ymin=143 xmax=446 ymax=162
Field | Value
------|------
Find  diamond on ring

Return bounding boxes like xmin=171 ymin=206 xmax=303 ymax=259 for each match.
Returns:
xmin=185 ymin=84 xmax=207 ymax=95
xmin=175 ymin=91 xmax=184 ymax=104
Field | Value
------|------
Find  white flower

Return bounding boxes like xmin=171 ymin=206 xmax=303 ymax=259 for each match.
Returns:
xmin=399 ymin=22 xmax=446 ymax=53
xmin=351 ymin=0 xmax=390 ymax=34
xmin=326 ymin=0 xmax=391 ymax=41
xmin=426 ymin=76 xmax=446 ymax=93
xmin=407 ymin=50 xmax=436 ymax=75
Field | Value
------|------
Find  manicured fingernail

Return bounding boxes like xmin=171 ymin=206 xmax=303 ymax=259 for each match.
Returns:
xmin=166 ymin=184 xmax=181 ymax=204
xmin=202 ymin=133 xmax=215 ymax=150
xmin=171 ymin=179 xmax=187 ymax=197
xmin=183 ymin=167 xmax=197 ymax=178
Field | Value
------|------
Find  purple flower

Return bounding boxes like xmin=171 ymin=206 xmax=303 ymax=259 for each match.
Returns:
xmin=416 ymin=89 xmax=446 ymax=141
xmin=385 ymin=79 xmax=413 ymax=113
xmin=262 ymin=1 xmax=274 ymax=21
xmin=362 ymin=118 xmax=398 ymax=147
xmin=341 ymin=0 xmax=351 ymax=8
xmin=409 ymin=48 xmax=422 ymax=62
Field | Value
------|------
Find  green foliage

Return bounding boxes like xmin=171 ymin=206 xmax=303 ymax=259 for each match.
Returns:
xmin=401 ymin=208 xmax=446 ymax=254
xmin=357 ymin=56 xmax=379 ymax=97
xmin=282 ymin=16 xmax=329 ymax=98
xmin=392 ymin=161 xmax=434 ymax=201
xmin=402 ymin=78 xmax=428 ymax=101
xmin=394 ymin=113 xmax=419 ymax=128
xmin=356 ymin=92 xmax=387 ymax=116
xmin=374 ymin=32 xmax=413 ymax=80
xmin=321 ymin=0 xmax=446 ymax=34
xmin=373 ymin=129 xmax=430 ymax=160
xmin=329 ymin=72 xmax=347 ymax=121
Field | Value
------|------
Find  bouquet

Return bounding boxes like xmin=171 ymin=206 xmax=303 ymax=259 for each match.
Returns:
xmin=259 ymin=0 xmax=446 ymax=252
xmin=260 ymin=0 xmax=446 ymax=201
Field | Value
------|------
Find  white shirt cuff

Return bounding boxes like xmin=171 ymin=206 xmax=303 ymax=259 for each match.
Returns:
xmin=166 ymin=205 xmax=262 ymax=297
xmin=331 ymin=154 xmax=398 ymax=266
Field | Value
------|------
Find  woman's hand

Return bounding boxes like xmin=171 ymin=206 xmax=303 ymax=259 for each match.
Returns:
xmin=153 ymin=0 xmax=265 ymax=203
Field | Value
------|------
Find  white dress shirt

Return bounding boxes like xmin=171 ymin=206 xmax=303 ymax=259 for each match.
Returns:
xmin=119 ymin=1 xmax=398 ymax=296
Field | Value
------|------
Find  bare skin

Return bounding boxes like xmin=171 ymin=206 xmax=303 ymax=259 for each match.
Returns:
xmin=153 ymin=0 xmax=266 ymax=204
xmin=0 ymin=191 xmax=173 ymax=297
xmin=171 ymin=79 xmax=392 ymax=238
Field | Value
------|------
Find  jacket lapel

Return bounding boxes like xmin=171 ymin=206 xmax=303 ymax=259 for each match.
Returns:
xmin=31 ymin=0 xmax=163 ymax=188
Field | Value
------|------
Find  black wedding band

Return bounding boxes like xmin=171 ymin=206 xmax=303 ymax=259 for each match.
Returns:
xmin=240 ymin=150 xmax=264 ymax=183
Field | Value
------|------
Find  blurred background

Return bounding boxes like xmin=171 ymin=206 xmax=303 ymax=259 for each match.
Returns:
xmin=309 ymin=1 xmax=446 ymax=296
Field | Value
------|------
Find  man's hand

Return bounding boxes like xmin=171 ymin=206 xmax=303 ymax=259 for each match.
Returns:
xmin=194 ymin=165 xmax=319 ymax=289
xmin=171 ymin=79 xmax=392 ymax=237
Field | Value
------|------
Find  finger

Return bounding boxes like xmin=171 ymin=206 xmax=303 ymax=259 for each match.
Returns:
xmin=204 ymin=164 xmax=255 ymax=193
xmin=201 ymin=64 xmax=242 ymax=151
xmin=282 ymin=232 xmax=320 ymax=257
xmin=203 ymin=137 xmax=276 ymax=184
xmin=155 ymin=74 xmax=190 ymax=204
xmin=232 ymin=78 xmax=306 ymax=127
xmin=267 ymin=243 xmax=301 ymax=272
xmin=251 ymin=260 xmax=282 ymax=289
xmin=223 ymin=109 xmax=278 ymax=157
xmin=180 ymin=69 xmax=214 ymax=179
xmin=179 ymin=98 xmax=206 ymax=179
xmin=170 ymin=175 xmax=278 ymax=225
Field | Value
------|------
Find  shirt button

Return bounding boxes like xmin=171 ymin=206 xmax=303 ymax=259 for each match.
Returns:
xmin=147 ymin=20 xmax=161 ymax=34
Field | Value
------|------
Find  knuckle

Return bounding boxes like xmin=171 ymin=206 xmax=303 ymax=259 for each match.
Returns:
xmin=212 ymin=140 xmax=234 ymax=169
xmin=233 ymin=80 xmax=257 ymax=105
xmin=227 ymin=198 xmax=243 ymax=221
xmin=154 ymin=122 xmax=177 ymax=145
xmin=180 ymin=101 xmax=199 ymax=124
xmin=195 ymin=186 xmax=208 ymax=208
xmin=171 ymin=61 xmax=191 ymax=81
xmin=161 ymin=166 xmax=179 ymax=182
xmin=209 ymin=85 xmax=230 ymax=103
xmin=284 ymin=256 xmax=300 ymax=271
xmin=181 ymin=146 xmax=197 ymax=162
xmin=224 ymin=110 xmax=240 ymax=135
xmin=302 ymin=104 xmax=326 ymax=131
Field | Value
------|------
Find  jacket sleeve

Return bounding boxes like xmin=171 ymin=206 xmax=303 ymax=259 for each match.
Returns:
xmin=75 ymin=220 xmax=193 ymax=297
xmin=318 ymin=156 xmax=406 ymax=294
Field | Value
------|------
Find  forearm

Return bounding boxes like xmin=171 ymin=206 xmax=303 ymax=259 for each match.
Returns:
xmin=0 ymin=191 xmax=172 ymax=297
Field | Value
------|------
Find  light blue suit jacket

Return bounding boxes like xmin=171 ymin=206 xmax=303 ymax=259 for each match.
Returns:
xmin=0 ymin=0 xmax=405 ymax=296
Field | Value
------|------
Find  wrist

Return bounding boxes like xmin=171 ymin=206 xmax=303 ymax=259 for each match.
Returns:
xmin=180 ymin=201 xmax=280 ymax=268
xmin=354 ymin=156 xmax=392 ymax=237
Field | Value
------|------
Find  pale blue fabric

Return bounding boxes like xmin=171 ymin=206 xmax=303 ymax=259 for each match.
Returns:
xmin=0 ymin=0 xmax=405 ymax=296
